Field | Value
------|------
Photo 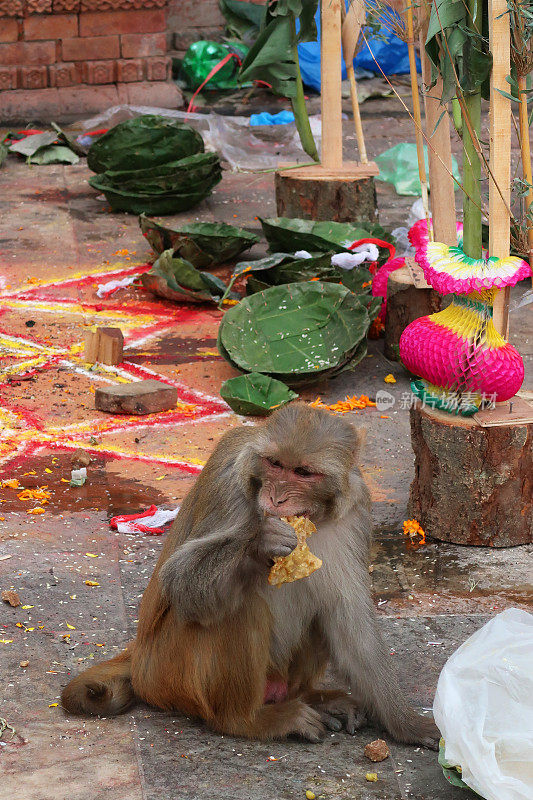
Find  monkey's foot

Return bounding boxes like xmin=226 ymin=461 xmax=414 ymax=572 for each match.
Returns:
xmin=392 ymin=713 xmax=440 ymax=750
xmin=290 ymin=701 xmax=326 ymax=743
xmin=417 ymin=717 xmax=440 ymax=751
xmin=307 ymin=691 xmax=367 ymax=735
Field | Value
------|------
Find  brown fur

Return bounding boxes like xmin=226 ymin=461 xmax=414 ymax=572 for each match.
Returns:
xmin=61 ymin=404 xmax=439 ymax=746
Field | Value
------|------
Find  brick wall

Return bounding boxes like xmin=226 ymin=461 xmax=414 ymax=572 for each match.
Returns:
xmin=0 ymin=0 xmax=181 ymax=122
xmin=167 ymin=0 xmax=408 ymax=55
xmin=167 ymin=0 xmax=265 ymax=55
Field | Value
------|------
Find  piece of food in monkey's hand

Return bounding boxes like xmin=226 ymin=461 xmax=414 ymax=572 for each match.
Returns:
xmin=268 ymin=516 xmax=322 ymax=586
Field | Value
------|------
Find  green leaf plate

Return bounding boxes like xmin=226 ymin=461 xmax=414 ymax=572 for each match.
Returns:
xmin=217 ymin=281 xmax=376 ymax=386
xmin=140 ymin=249 xmax=230 ymax=304
xmin=87 ymin=115 xmax=204 ymax=174
xmin=220 ymin=372 xmax=298 ymax=416
xmin=88 ymin=170 xmax=221 ymax=215
xmin=259 ymin=217 xmax=392 ymax=254
xmin=139 ymin=214 xmax=259 ymax=267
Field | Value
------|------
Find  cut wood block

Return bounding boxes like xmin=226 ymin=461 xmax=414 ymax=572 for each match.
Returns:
xmin=95 ymin=380 xmax=177 ymax=415
xmin=408 ymin=402 xmax=533 ymax=546
xmin=83 ymin=326 xmax=124 ymax=366
xmin=384 ymin=265 xmax=441 ymax=360
xmin=98 ymin=327 xmax=124 ymax=365
xmin=275 ymin=162 xmax=379 ymax=224
xmin=70 ymin=448 xmax=92 ymax=468
xmin=83 ymin=328 xmax=99 ymax=363
xmin=473 ymin=395 xmax=533 ymax=427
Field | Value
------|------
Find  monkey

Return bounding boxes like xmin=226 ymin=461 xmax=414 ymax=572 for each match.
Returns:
xmin=61 ymin=402 xmax=439 ymax=747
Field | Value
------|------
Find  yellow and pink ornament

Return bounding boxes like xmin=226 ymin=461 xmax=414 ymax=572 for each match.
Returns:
xmin=399 ymin=220 xmax=531 ymax=415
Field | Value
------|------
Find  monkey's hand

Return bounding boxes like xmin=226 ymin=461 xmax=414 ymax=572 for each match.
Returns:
xmin=257 ymin=516 xmax=298 ymax=564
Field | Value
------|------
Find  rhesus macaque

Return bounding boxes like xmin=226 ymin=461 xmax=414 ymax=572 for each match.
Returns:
xmin=61 ymin=403 xmax=439 ymax=747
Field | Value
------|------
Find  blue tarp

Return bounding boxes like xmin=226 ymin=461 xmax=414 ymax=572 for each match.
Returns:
xmin=297 ymin=4 xmax=420 ymax=92
xmin=250 ymin=110 xmax=295 ymax=125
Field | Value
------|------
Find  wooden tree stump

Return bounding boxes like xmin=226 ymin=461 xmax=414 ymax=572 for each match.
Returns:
xmin=408 ymin=402 xmax=533 ymax=546
xmin=384 ymin=266 xmax=441 ymax=360
xmin=275 ymin=162 xmax=378 ymax=224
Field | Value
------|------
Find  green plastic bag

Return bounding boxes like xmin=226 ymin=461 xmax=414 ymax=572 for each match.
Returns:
xmin=220 ymin=373 xmax=298 ymax=416
xmin=375 ymin=143 xmax=461 ymax=196
xmin=180 ymin=41 xmax=249 ymax=91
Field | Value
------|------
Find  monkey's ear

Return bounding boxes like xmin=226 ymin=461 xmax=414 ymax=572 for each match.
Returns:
xmin=350 ymin=425 xmax=366 ymax=462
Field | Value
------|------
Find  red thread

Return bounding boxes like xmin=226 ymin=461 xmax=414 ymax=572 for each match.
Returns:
xmin=187 ymin=53 xmax=242 ymax=114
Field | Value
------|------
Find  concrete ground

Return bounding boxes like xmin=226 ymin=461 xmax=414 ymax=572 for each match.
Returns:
xmin=0 ymin=97 xmax=532 ymax=800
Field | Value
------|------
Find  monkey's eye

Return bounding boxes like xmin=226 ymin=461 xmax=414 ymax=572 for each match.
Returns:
xmin=268 ymin=458 xmax=283 ymax=469
xmin=294 ymin=466 xmax=314 ymax=477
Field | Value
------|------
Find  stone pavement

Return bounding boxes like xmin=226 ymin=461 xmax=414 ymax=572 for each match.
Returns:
xmin=0 ymin=113 xmax=532 ymax=800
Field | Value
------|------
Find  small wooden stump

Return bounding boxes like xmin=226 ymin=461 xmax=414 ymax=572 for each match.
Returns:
xmin=408 ymin=401 xmax=533 ymax=546
xmin=275 ymin=162 xmax=379 ymax=224
xmin=95 ymin=380 xmax=177 ymax=415
xmin=84 ymin=326 xmax=124 ymax=366
xmin=384 ymin=265 xmax=441 ymax=360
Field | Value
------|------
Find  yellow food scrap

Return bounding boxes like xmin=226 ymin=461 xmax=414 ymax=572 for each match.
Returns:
xmin=1 ymin=479 xmax=21 ymax=489
xmin=384 ymin=374 xmax=396 ymax=384
xmin=365 ymin=773 xmax=378 ymax=782
xmin=268 ymin=516 xmax=322 ymax=587
xmin=84 ymin=580 xmax=100 ymax=587
xmin=18 ymin=487 xmax=51 ymax=503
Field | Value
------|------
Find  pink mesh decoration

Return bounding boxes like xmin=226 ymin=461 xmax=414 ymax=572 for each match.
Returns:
xmin=399 ymin=220 xmax=531 ymax=414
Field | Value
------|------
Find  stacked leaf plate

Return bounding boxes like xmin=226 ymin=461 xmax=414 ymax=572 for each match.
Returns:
xmin=87 ymin=115 xmax=222 ymax=215
xmin=217 ymin=281 xmax=381 ymax=386
xmin=139 ymin=214 xmax=259 ymax=267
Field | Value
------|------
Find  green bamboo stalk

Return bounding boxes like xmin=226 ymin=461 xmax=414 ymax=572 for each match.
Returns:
xmin=451 ymin=97 xmax=462 ymax=135
xmin=461 ymin=0 xmax=482 ymax=259
xmin=290 ymin=14 xmax=319 ymax=162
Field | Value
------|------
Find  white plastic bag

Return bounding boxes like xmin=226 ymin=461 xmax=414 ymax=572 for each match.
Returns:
xmin=433 ymin=608 xmax=533 ymax=800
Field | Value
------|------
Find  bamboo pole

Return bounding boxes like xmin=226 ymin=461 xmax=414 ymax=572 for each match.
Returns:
xmin=518 ymin=74 xmax=533 ymax=271
xmin=405 ymin=1 xmax=430 ymax=227
xmin=321 ymin=0 xmax=343 ymax=169
xmin=340 ymin=0 xmax=368 ymax=163
xmin=418 ymin=0 xmax=456 ymax=246
xmin=489 ymin=0 xmax=512 ymax=336
xmin=462 ymin=0 xmax=482 ymax=259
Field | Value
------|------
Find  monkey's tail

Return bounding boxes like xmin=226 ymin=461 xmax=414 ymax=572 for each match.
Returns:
xmin=61 ymin=649 xmax=134 ymax=716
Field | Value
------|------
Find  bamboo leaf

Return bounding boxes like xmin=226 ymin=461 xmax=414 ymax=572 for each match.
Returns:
xmin=494 ymin=87 xmax=517 ymax=101
xmin=425 ymin=0 xmax=492 ymax=103
xmin=430 ymin=109 xmax=448 ymax=137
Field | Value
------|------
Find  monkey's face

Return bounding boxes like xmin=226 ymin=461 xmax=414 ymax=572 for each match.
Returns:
xmin=257 ymin=456 xmax=330 ymax=519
